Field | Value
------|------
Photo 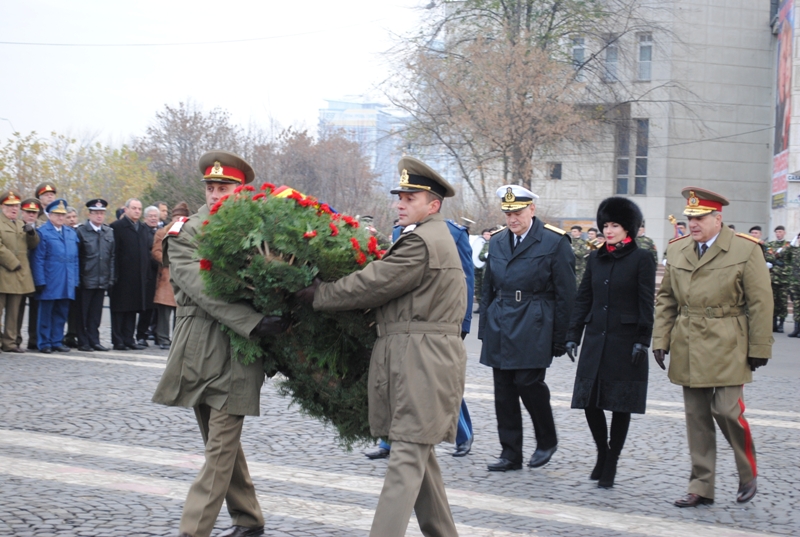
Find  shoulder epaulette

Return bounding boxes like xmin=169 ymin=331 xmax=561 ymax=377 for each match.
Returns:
xmin=669 ymin=234 xmax=690 ymax=244
xmin=445 ymin=219 xmax=466 ymax=231
xmin=490 ymin=226 xmax=506 ymax=236
xmin=544 ymin=223 xmax=566 ymax=235
xmin=735 ymin=232 xmax=762 ymax=244
xmin=167 ymin=217 xmax=190 ymax=236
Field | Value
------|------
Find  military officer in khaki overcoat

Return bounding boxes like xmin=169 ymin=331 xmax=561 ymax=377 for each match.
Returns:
xmin=152 ymin=151 xmax=288 ymax=537
xmin=16 ymin=198 xmax=42 ymax=349
xmin=653 ymin=187 xmax=773 ymax=507
xmin=0 ymin=191 xmax=39 ymax=352
xmin=298 ymin=157 xmax=467 ymax=537
xmin=34 ymin=182 xmax=57 ymax=226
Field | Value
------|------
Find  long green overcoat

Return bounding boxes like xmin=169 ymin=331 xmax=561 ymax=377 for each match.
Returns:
xmin=0 ymin=213 xmax=39 ymax=294
xmin=653 ymin=226 xmax=773 ymax=388
xmin=152 ymin=205 xmax=265 ymax=416
xmin=313 ymin=213 xmax=467 ymax=445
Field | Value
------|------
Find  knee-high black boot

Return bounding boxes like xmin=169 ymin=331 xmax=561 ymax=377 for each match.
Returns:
xmin=584 ymin=406 xmax=608 ymax=480
xmin=788 ymin=321 xmax=800 ymax=337
xmin=599 ymin=412 xmax=631 ymax=488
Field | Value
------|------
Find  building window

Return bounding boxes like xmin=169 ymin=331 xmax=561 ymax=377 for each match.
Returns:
xmin=637 ymin=34 xmax=653 ymax=81
xmin=572 ymin=36 xmax=585 ymax=80
xmin=616 ymin=119 xmax=649 ymax=195
xmin=634 ymin=119 xmax=649 ymax=194
xmin=615 ymin=123 xmax=629 ymax=194
xmin=549 ymin=162 xmax=562 ymax=180
xmin=604 ymin=38 xmax=618 ymax=82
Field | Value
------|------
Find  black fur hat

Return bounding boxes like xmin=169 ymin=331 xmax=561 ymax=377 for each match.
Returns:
xmin=596 ymin=197 xmax=643 ymax=237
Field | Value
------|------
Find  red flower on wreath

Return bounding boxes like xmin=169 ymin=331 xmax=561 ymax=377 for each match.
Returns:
xmin=242 ymin=184 xmax=255 ymax=192
xmin=199 ymin=259 xmax=212 ymax=271
xmin=342 ymin=215 xmax=359 ymax=228
xmin=261 ymin=182 xmax=276 ymax=192
xmin=377 ymin=249 xmax=387 ymax=259
xmin=331 ymin=213 xmax=341 ymax=221
xmin=202 ymin=220 xmax=209 ymax=226
xmin=318 ymin=203 xmax=332 ymax=215
xmin=233 ymin=185 xmax=244 ymax=194
xmin=355 ymin=251 xmax=367 ymax=265
xmin=303 ymin=230 xmax=318 ymax=239
xmin=350 ymin=237 xmax=361 ymax=250
xmin=329 ymin=222 xmax=339 ymax=236
xmin=252 ymin=193 xmax=266 ymax=201
xmin=367 ymin=236 xmax=379 ymax=254
xmin=287 ymin=191 xmax=304 ymax=202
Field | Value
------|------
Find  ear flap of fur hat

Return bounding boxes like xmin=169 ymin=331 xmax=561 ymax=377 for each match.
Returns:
xmin=596 ymin=197 xmax=643 ymax=237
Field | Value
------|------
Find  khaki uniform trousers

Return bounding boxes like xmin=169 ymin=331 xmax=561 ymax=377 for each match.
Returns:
xmin=370 ymin=441 xmax=458 ymax=537
xmin=0 ymin=293 xmax=23 ymax=351
xmin=179 ymin=404 xmax=264 ymax=537
xmin=683 ymin=385 xmax=757 ymax=499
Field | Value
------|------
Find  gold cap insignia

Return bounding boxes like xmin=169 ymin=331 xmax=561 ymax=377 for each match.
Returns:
xmin=504 ymin=187 xmax=516 ymax=203
xmin=95 ymin=201 xmax=103 ymax=207
xmin=400 ymin=169 xmax=409 ymax=185
xmin=8 ymin=193 xmax=17 ymax=201
xmin=688 ymin=191 xmax=699 ymax=208
xmin=211 ymin=161 xmax=224 ymax=177
xmin=57 ymin=201 xmax=65 ymax=210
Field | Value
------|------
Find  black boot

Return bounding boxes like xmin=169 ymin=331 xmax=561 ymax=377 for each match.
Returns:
xmin=773 ymin=317 xmax=779 ymax=332
xmin=598 ymin=452 xmax=619 ymax=488
xmin=590 ymin=442 xmax=608 ymax=480
xmin=788 ymin=322 xmax=800 ymax=337
xmin=778 ymin=317 xmax=785 ymax=333
xmin=599 ymin=411 xmax=630 ymax=489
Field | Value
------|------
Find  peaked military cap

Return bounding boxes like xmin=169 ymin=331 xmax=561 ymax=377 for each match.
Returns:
xmin=198 ymin=150 xmax=255 ymax=185
xmin=681 ymin=187 xmax=729 ymax=217
xmin=85 ymin=198 xmax=109 ymax=211
xmin=21 ymin=198 xmax=42 ymax=212
xmin=497 ymin=185 xmax=538 ymax=212
xmin=46 ymin=198 xmax=69 ymax=214
xmin=35 ymin=182 xmax=57 ymax=198
xmin=0 ymin=190 xmax=22 ymax=205
xmin=392 ymin=156 xmax=455 ymax=198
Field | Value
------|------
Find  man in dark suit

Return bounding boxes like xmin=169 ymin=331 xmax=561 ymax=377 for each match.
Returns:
xmin=479 ymin=185 xmax=576 ymax=471
xmin=109 ymin=198 xmax=152 ymax=350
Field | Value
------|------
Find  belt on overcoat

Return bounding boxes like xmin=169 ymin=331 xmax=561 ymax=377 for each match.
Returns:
xmin=375 ymin=321 xmax=460 ymax=338
xmin=680 ymin=305 xmax=744 ymax=318
xmin=176 ymin=305 xmax=214 ymax=320
xmin=496 ymin=290 xmax=555 ymax=302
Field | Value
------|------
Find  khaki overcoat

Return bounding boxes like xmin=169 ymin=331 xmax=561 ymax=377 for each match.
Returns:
xmin=151 ymin=225 xmax=176 ymax=307
xmin=653 ymin=225 xmax=773 ymax=388
xmin=0 ymin=213 xmax=39 ymax=294
xmin=152 ymin=205 xmax=265 ymax=416
xmin=314 ymin=213 xmax=467 ymax=445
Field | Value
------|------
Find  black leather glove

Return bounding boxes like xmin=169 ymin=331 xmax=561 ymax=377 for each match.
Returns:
xmin=294 ymin=277 xmax=321 ymax=304
xmin=35 ymin=285 xmax=45 ymax=294
xmin=23 ymin=222 xmax=36 ymax=235
xmin=565 ymin=341 xmax=578 ymax=362
xmin=552 ymin=342 xmax=566 ymax=358
xmin=747 ymin=357 xmax=768 ymax=371
xmin=632 ymin=343 xmax=648 ymax=365
xmin=251 ymin=316 xmax=290 ymax=338
xmin=461 ymin=331 xmax=467 ymax=340
xmin=653 ymin=349 xmax=667 ymax=370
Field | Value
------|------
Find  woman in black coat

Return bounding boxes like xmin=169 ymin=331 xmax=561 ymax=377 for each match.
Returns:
xmin=565 ymin=197 xmax=656 ymax=488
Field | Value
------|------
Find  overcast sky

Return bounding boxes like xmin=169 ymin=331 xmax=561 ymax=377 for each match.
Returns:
xmin=0 ymin=0 xmax=425 ymax=145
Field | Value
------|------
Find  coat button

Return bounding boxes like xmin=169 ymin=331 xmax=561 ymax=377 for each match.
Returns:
xmin=601 ymin=331 xmax=606 ymax=335
xmin=603 ymin=305 xmax=608 ymax=310
xmin=604 ymin=279 xmax=609 ymax=285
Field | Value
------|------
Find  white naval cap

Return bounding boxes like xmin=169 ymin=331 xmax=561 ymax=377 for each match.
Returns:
xmin=496 ymin=185 xmax=539 ymax=213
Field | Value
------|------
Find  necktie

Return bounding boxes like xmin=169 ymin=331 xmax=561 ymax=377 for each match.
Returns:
xmin=699 ymin=243 xmax=708 ymax=258
xmin=513 ymin=235 xmax=521 ymax=252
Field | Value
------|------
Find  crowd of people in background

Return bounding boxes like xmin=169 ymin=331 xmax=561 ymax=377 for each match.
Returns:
xmin=0 ymin=181 xmax=185 ymax=354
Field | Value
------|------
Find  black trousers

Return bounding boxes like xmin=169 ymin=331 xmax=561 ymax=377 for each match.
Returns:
xmin=111 ymin=311 xmax=138 ymax=347
xmin=79 ymin=288 xmax=106 ymax=347
xmin=493 ymin=367 xmax=557 ymax=464
xmin=65 ymin=295 xmax=80 ymax=343
xmin=136 ymin=308 xmax=154 ymax=340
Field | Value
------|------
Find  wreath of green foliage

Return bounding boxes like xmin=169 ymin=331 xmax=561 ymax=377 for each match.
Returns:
xmin=195 ymin=183 xmax=384 ymax=448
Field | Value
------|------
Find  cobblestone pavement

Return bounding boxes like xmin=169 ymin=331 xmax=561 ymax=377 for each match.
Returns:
xmin=1 ymin=316 xmax=799 ymax=537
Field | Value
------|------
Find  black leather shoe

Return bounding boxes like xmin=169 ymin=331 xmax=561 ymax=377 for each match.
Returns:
xmin=77 ymin=346 xmax=94 ymax=352
xmin=27 ymin=343 xmax=38 ymax=350
xmin=528 ymin=445 xmax=557 ymax=468
xmin=737 ymin=477 xmax=757 ymax=503
xmin=64 ymin=337 xmax=78 ymax=348
xmin=4 ymin=347 xmax=25 ymax=353
xmin=453 ymin=436 xmax=473 ymax=457
xmin=159 ymin=343 xmax=171 ymax=350
xmin=40 ymin=347 xmax=52 ymax=354
xmin=674 ymin=493 xmax=714 ymax=507
xmin=365 ymin=447 xmax=390 ymax=459
xmin=216 ymin=525 xmax=264 ymax=537
xmin=113 ymin=344 xmax=128 ymax=351
xmin=127 ymin=344 xmax=146 ymax=350
xmin=487 ymin=458 xmax=522 ymax=471
xmin=53 ymin=345 xmax=71 ymax=352
xmin=136 ymin=339 xmax=149 ymax=347
xmin=93 ymin=344 xmax=109 ymax=351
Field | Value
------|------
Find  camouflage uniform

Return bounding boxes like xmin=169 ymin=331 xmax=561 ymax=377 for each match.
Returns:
xmin=765 ymin=239 xmax=792 ymax=331
xmin=572 ymin=238 xmax=590 ymax=286
xmin=636 ymin=235 xmax=659 ymax=264
xmin=789 ymin=243 xmax=800 ymax=335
